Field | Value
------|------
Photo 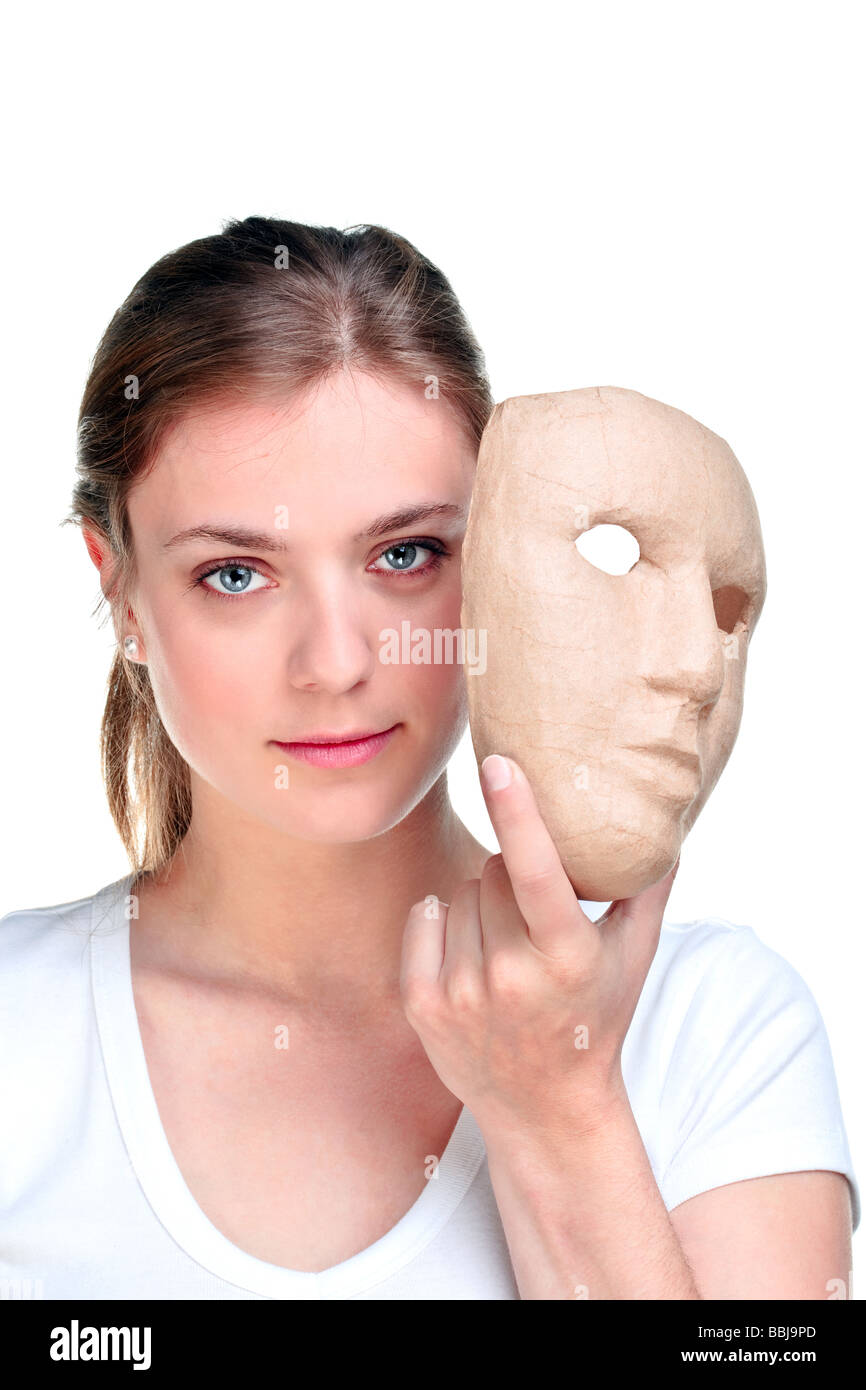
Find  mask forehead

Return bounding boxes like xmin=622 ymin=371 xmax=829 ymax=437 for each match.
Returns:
xmin=490 ymin=386 xmax=765 ymax=611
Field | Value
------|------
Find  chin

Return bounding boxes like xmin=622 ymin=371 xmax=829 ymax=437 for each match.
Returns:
xmin=255 ymin=775 xmax=416 ymax=845
xmin=565 ymin=851 xmax=679 ymax=904
xmin=276 ymin=801 xmax=400 ymax=845
xmin=557 ymin=797 xmax=685 ymax=902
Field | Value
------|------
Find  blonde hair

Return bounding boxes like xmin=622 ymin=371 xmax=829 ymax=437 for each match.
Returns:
xmin=64 ymin=216 xmax=493 ymax=879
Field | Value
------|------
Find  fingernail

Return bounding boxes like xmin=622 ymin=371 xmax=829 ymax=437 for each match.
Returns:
xmin=482 ymin=754 xmax=512 ymax=791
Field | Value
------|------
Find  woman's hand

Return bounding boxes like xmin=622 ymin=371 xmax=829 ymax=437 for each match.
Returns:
xmin=399 ymin=753 xmax=679 ymax=1139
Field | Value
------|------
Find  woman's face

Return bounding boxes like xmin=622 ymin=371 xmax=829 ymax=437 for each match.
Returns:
xmin=116 ymin=368 xmax=478 ymax=844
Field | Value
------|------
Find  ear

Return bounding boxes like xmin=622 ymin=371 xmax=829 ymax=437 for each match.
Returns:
xmin=82 ymin=524 xmax=106 ymax=572
xmin=82 ymin=526 xmax=143 ymax=659
xmin=82 ymin=524 xmax=122 ymax=604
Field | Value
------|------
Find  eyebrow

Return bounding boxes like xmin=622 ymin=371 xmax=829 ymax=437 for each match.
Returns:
xmin=161 ymin=502 xmax=466 ymax=552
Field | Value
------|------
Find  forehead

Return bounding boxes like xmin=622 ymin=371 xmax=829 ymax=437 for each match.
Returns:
xmin=128 ymin=372 xmax=476 ymax=532
xmin=494 ymin=387 xmax=765 ymax=585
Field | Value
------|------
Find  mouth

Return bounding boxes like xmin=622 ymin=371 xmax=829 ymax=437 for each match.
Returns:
xmin=624 ymin=743 xmax=702 ymax=800
xmin=271 ymin=724 xmax=401 ymax=769
xmin=642 ymin=743 xmax=702 ymax=774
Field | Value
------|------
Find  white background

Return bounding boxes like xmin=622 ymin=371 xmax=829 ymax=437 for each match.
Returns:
xmin=2 ymin=1 xmax=863 ymax=1284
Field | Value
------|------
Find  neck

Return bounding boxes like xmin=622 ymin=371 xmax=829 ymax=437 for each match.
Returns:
xmin=131 ymin=769 xmax=489 ymax=1013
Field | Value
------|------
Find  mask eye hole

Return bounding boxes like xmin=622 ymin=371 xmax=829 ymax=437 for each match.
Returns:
xmin=713 ymin=584 xmax=749 ymax=633
xmin=574 ymin=524 xmax=640 ymax=576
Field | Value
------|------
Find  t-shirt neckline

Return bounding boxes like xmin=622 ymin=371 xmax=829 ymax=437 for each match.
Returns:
xmin=89 ymin=873 xmax=488 ymax=1299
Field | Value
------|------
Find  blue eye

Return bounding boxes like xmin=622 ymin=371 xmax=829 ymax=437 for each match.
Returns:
xmin=196 ymin=563 xmax=271 ymax=599
xmin=191 ymin=537 xmax=450 ymax=604
xmin=370 ymin=539 xmax=447 ymax=576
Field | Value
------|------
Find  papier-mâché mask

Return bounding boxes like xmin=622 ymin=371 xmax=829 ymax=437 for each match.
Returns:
xmin=460 ymin=385 xmax=767 ymax=901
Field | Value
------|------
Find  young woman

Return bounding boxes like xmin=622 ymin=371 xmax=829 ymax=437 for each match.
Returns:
xmin=0 ymin=218 xmax=857 ymax=1300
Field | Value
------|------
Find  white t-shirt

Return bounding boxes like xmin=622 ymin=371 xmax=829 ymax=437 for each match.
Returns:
xmin=0 ymin=873 xmax=859 ymax=1300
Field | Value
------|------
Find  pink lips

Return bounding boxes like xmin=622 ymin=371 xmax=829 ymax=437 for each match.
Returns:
xmin=272 ymin=725 xmax=400 ymax=768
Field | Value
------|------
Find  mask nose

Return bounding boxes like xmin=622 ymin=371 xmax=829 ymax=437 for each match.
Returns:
xmin=642 ymin=573 xmax=728 ymax=711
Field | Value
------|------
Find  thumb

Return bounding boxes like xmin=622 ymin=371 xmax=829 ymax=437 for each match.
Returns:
xmin=600 ymin=855 xmax=680 ymax=932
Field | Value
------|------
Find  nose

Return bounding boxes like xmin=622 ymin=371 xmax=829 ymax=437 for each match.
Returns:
xmin=285 ymin=575 xmax=380 ymax=694
xmin=642 ymin=571 xmax=726 ymax=712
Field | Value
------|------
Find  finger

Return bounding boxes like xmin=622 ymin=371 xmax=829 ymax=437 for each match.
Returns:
xmin=400 ymin=895 xmax=447 ymax=998
xmin=442 ymin=879 xmax=483 ymax=975
xmin=479 ymin=753 xmax=590 ymax=955
xmin=477 ymin=853 xmax=534 ymax=956
xmin=603 ymin=856 xmax=680 ymax=964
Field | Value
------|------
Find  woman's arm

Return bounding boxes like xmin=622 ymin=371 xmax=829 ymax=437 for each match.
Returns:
xmin=482 ymin=1081 xmax=701 ymax=1299
xmin=481 ymin=1083 xmax=852 ymax=1299
xmin=669 ymin=1168 xmax=852 ymax=1300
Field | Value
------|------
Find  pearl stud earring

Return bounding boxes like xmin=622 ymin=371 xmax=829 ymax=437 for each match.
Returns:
xmin=123 ymin=636 xmax=139 ymax=659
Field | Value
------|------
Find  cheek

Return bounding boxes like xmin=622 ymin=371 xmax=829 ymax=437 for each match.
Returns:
xmin=416 ymin=663 xmax=469 ymax=773
xmin=392 ymin=572 xmax=469 ymax=706
xmin=143 ymin=611 xmax=273 ymax=766
xmin=386 ymin=636 xmax=468 ymax=732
